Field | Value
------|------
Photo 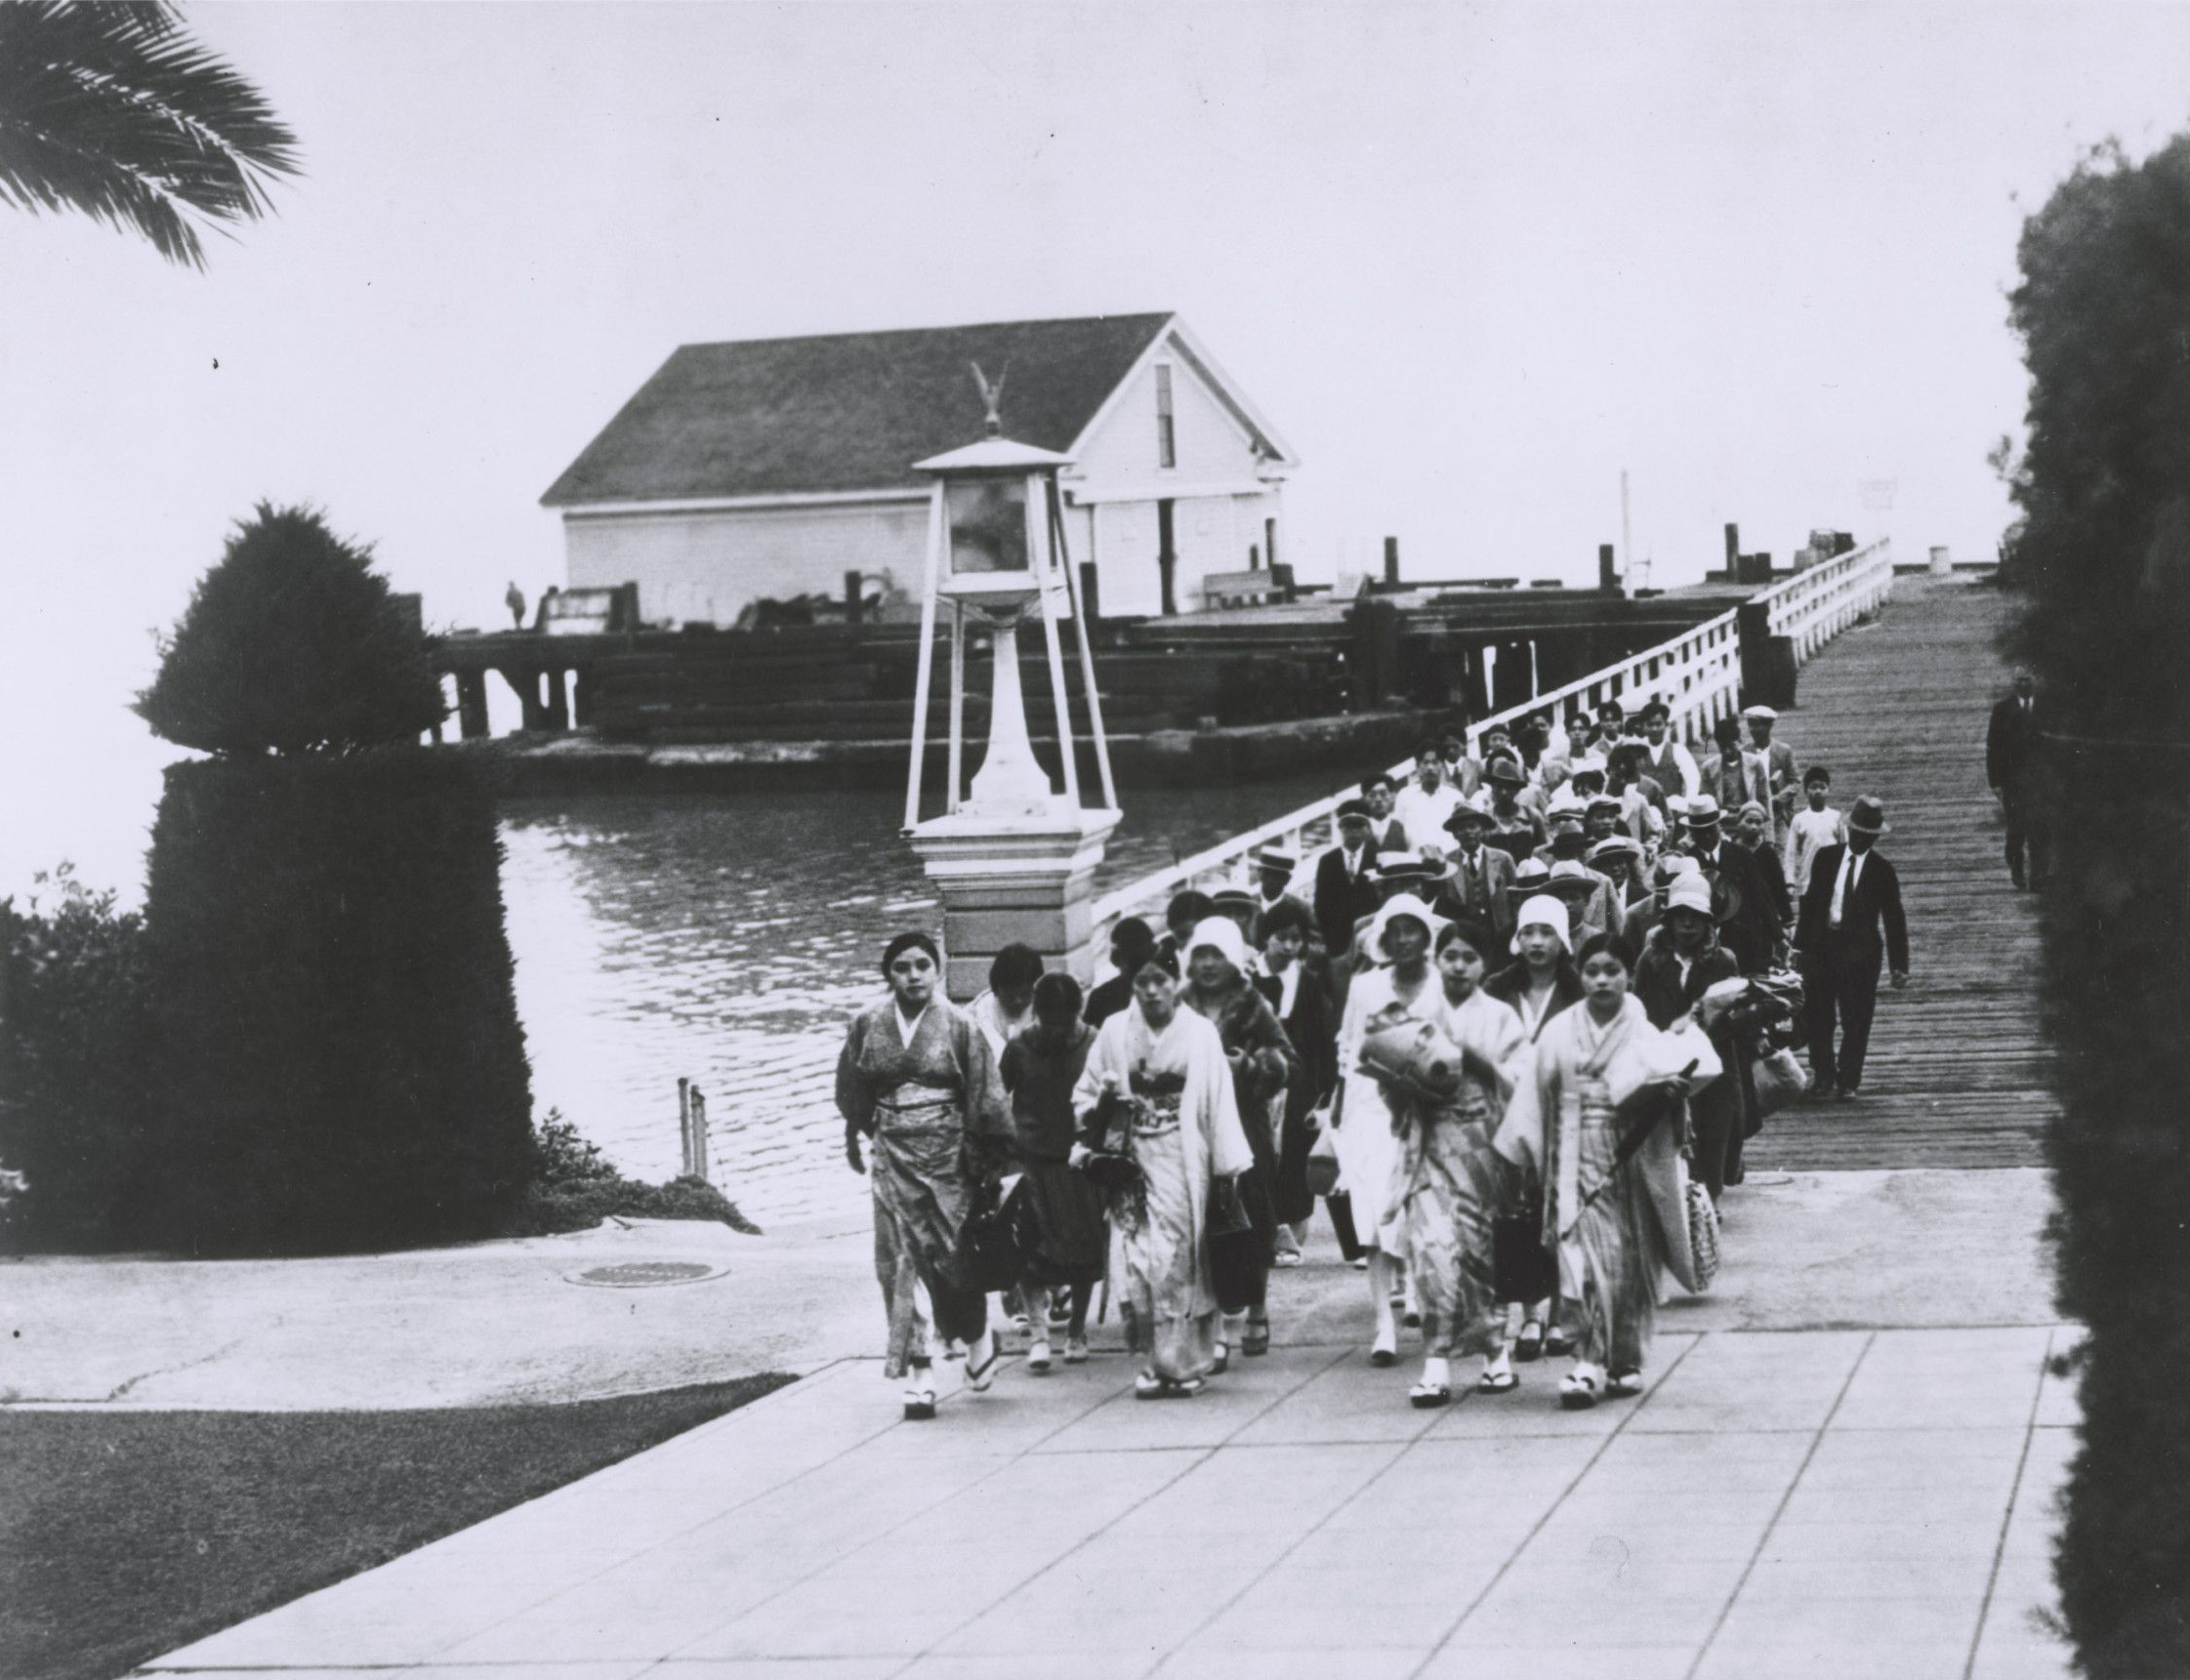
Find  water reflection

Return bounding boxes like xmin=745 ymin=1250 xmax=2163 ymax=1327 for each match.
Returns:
xmin=499 ymin=775 xmax=1337 ymax=1227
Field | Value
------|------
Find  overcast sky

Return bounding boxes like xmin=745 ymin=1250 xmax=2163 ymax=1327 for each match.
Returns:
xmin=6 ymin=1 xmax=2187 ymax=901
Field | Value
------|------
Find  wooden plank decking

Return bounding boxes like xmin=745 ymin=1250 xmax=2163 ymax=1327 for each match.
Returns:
xmin=1745 ymin=574 xmax=2054 ymax=1171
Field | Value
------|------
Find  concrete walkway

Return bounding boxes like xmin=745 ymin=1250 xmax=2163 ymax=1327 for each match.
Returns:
xmin=138 ymin=1318 xmax=2079 ymax=1680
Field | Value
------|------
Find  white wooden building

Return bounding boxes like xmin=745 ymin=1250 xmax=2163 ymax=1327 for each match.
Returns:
xmin=540 ymin=312 xmax=1299 ymax=624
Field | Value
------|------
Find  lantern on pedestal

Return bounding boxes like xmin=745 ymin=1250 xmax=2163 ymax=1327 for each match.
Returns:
xmin=901 ymin=381 xmax=1121 ymax=1001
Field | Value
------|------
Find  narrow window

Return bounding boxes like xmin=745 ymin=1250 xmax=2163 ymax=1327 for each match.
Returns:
xmin=1155 ymin=365 xmax=1176 ymax=469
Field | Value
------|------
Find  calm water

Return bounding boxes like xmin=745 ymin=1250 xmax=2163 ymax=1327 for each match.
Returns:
xmin=498 ymin=776 xmax=1336 ymax=1227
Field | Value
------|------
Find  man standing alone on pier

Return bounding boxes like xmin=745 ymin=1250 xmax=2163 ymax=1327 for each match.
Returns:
xmin=1986 ymin=669 xmax=2051 ymax=891
xmin=1794 ymin=797 xmax=1911 ymax=1101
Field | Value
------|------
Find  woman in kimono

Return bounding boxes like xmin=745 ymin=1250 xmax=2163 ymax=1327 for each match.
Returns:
xmin=1072 ymin=948 xmax=1256 ymax=1398
xmin=1495 ymin=931 xmax=1707 ymax=1411
xmin=836 ymin=931 xmax=1013 ymax=1420
xmin=1254 ymin=898 xmax=1342 ymax=1265
xmin=1179 ymin=916 xmax=1298 ymax=1362
xmin=1374 ymin=919 xmax=1529 ymax=1407
xmin=1333 ymin=891 xmax=1448 ymax=1367
xmin=1480 ymin=895 xmax=1586 ymax=1362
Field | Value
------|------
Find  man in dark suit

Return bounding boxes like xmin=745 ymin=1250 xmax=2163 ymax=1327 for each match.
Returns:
xmin=1677 ymin=796 xmax=1778 ymax=974
xmin=1794 ymin=797 xmax=1911 ymax=1101
xmin=1986 ymin=668 xmax=2050 ymax=890
xmin=1312 ymin=799 xmax=1384 ymax=959
xmin=1433 ymin=804 xmax=1517 ymax=943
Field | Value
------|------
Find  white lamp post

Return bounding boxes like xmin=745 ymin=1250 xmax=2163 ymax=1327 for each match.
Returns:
xmin=900 ymin=400 xmax=1121 ymax=1001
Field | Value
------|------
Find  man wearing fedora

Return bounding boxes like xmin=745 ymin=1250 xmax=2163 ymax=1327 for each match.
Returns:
xmin=1986 ymin=668 xmax=2051 ymax=891
xmin=1677 ymin=795 xmax=1777 ymax=974
xmin=1436 ymin=803 xmax=1517 ymax=943
xmin=1794 ymin=796 xmax=1911 ymax=1101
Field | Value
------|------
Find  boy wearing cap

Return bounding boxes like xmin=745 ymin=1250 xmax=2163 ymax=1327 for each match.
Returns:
xmin=1314 ymin=800 xmax=1385 ymax=960
xmin=1794 ymin=797 xmax=1911 ymax=1101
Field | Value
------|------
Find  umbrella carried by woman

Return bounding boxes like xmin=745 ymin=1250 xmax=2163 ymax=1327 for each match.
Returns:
xmin=1373 ymin=919 xmax=1531 ymax=1407
xmin=1071 ymin=946 xmax=1256 ymax=1398
xmin=835 ymin=931 xmax=1014 ymax=1420
xmin=1178 ymin=916 xmax=1297 ymax=1362
xmin=1495 ymin=931 xmax=1717 ymax=1411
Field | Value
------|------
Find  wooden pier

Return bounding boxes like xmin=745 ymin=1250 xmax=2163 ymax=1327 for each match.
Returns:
xmin=1747 ymin=575 xmax=2051 ymax=1172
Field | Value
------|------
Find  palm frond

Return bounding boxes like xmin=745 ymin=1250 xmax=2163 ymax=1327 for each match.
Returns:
xmin=0 ymin=0 xmax=300 ymax=267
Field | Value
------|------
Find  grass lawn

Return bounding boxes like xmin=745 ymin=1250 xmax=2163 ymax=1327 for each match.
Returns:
xmin=0 ymin=1374 xmax=794 ymax=1680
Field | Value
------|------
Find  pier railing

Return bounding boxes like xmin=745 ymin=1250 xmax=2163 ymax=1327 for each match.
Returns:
xmin=1087 ymin=538 xmax=1893 ymax=932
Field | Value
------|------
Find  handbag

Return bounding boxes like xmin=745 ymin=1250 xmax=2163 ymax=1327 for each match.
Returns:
xmin=1305 ymin=1118 xmax=1342 ymax=1199
xmin=1492 ymin=1203 xmax=1556 ymax=1302
xmin=954 ymin=1176 xmax=1026 ymax=1292
xmin=1206 ymin=1172 xmax=1264 ymax=1315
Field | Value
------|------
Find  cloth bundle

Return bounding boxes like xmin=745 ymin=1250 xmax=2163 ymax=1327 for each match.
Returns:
xmin=1358 ymin=1016 xmax=1466 ymax=1098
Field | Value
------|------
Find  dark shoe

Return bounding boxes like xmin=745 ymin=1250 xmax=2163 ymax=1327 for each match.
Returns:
xmin=1806 ymin=1078 xmax=1837 ymax=1102
xmin=1242 ymin=1318 xmax=1271 ymax=1357
xmin=1836 ymin=1085 xmax=1862 ymax=1102
xmin=1513 ymin=1321 xmax=1545 ymax=1363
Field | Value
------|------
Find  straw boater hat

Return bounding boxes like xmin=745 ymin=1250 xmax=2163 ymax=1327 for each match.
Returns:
xmin=1589 ymin=835 xmax=1641 ymax=867
xmin=1847 ymin=796 xmax=1890 ymax=835
xmin=1682 ymin=795 xmax=1723 ymax=830
xmin=1586 ymin=793 xmax=1625 ymax=817
xmin=1254 ymin=844 xmax=1298 ymax=875
xmin=1742 ymin=704 xmax=1779 ymax=723
xmin=1376 ymin=848 xmax=1454 ymax=887
xmin=1511 ymin=857 xmax=1552 ymax=896
xmin=1210 ymin=885 xmax=1258 ymax=915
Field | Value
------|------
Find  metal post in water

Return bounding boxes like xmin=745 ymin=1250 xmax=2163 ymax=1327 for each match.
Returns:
xmin=677 ymin=1077 xmax=692 ymax=1177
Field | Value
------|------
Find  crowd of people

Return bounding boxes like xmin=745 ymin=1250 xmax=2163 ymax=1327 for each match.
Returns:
xmin=837 ymin=696 xmax=1915 ymax=1420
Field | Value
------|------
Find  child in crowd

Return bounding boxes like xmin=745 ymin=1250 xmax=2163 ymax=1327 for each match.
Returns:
xmin=1781 ymin=766 xmax=1847 ymax=894
xmin=999 ymin=971 xmax=1106 ymax=1371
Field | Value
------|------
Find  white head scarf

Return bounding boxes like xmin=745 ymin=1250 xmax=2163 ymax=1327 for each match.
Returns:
xmin=1511 ymin=893 xmax=1573 ymax=956
xmin=1365 ymin=891 xmax=1450 ymax=959
xmin=1185 ymin=916 xmax=1250 ymax=976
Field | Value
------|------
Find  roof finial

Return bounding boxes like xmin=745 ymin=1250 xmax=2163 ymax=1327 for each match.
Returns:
xmin=970 ymin=360 xmax=1007 ymax=437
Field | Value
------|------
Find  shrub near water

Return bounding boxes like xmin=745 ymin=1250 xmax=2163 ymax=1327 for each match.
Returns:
xmin=134 ymin=504 xmax=532 ymax=1254
xmin=145 ymin=754 xmax=532 ymax=1252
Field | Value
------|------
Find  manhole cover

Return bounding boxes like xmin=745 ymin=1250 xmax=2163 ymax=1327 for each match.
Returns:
xmin=566 ymin=1260 xmax=726 ymax=1289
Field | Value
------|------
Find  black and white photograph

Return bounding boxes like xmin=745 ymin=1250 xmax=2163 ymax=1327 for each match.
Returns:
xmin=3 ymin=4 xmax=2187 ymax=1678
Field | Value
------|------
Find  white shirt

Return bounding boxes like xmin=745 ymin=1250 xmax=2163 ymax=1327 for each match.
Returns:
xmin=1271 ymin=959 xmax=1303 ymax=1017
xmin=1829 ymin=848 xmax=1865 ymax=927
xmin=1393 ymin=781 xmax=1463 ymax=849
xmin=894 ymin=1003 xmax=931 ymax=1045
xmin=1338 ymin=843 xmax=1370 ymax=880
xmin=1783 ymin=805 xmax=1847 ymax=892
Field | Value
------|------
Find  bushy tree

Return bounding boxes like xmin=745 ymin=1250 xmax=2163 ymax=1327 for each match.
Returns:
xmin=136 ymin=503 xmax=445 ymax=755
xmin=2001 ymin=133 xmax=2190 ymax=1678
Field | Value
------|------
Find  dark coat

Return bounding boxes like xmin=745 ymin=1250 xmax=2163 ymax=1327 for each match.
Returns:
xmin=1430 ymin=842 xmax=1518 ymax=943
xmin=1313 ymin=841 xmax=1384 ymax=956
xmin=1796 ymin=843 xmax=1910 ymax=974
xmin=1255 ymin=965 xmax=1339 ymax=1103
xmin=1986 ymin=694 xmax=2046 ymax=789
xmin=1632 ymin=926 xmax=1743 ymax=1030
xmin=1482 ymin=959 xmax=1585 ymax=1040
xmin=1686 ymin=840 xmax=1778 ymax=974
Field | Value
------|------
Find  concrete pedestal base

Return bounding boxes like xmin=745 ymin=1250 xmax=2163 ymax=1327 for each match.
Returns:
xmin=905 ymin=803 xmax=1122 ymax=1001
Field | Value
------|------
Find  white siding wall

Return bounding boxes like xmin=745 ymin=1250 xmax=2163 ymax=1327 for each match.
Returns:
xmin=563 ymin=499 xmax=929 ymax=625
xmin=1073 ymin=350 xmax=1260 ymax=485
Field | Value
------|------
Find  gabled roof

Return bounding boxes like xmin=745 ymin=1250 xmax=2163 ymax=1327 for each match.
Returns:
xmin=543 ymin=312 xmax=1186 ymax=507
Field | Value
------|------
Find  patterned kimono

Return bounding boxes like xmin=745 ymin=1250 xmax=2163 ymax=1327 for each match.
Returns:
xmin=1184 ymin=980 xmax=1298 ymax=1311
xmin=1335 ymin=965 xmax=1442 ymax=1253
xmin=1495 ymin=994 xmax=1678 ymax=1374
xmin=835 ymin=998 xmax=1012 ymax=1378
xmin=1386 ymin=988 xmax=1529 ymax=1359
xmin=1073 ymin=1004 xmax=1255 ymax=1381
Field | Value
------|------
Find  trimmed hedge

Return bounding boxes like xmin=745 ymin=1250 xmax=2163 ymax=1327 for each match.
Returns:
xmin=144 ymin=753 xmax=532 ymax=1254
xmin=0 ymin=870 xmax=156 ymax=1251
xmin=506 ymin=1111 xmax=761 ymax=1238
xmin=2002 ymin=133 xmax=2190 ymax=1677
